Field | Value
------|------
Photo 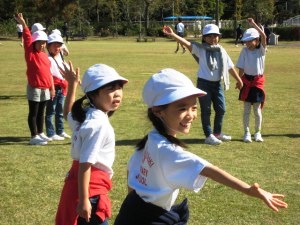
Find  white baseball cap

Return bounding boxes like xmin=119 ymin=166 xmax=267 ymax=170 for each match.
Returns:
xmin=241 ymin=28 xmax=260 ymax=41
xmin=51 ymin=29 xmax=62 ymax=36
xmin=81 ymin=64 xmax=128 ymax=93
xmin=203 ymin=24 xmax=221 ymax=36
xmin=31 ymin=23 xmax=46 ymax=33
xmin=47 ymin=33 xmax=64 ymax=44
xmin=143 ymin=68 xmax=206 ymax=108
xmin=32 ymin=30 xmax=48 ymax=42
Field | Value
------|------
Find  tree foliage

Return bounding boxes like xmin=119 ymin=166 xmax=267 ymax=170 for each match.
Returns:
xmin=0 ymin=0 xmax=298 ymax=35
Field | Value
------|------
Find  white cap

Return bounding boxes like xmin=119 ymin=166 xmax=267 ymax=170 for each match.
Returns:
xmin=241 ymin=28 xmax=260 ymax=41
xmin=203 ymin=24 xmax=221 ymax=35
xmin=31 ymin=23 xmax=46 ymax=33
xmin=47 ymin=33 xmax=64 ymax=44
xmin=51 ymin=29 xmax=62 ymax=36
xmin=81 ymin=64 xmax=128 ymax=93
xmin=143 ymin=68 xmax=206 ymax=108
xmin=32 ymin=30 xmax=48 ymax=42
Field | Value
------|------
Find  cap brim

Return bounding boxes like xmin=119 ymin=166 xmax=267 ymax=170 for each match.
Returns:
xmin=153 ymin=87 xmax=206 ymax=107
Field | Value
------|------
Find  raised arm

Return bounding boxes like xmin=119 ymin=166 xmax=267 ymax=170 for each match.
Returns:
xmin=201 ymin=165 xmax=288 ymax=212
xmin=62 ymin=61 xmax=80 ymax=120
xmin=163 ymin=26 xmax=192 ymax=52
xmin=247 ymin=18 xmax=267 ymax=48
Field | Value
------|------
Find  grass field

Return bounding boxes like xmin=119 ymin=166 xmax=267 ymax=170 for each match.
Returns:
xmin=0 ymin=36 xmax=299 ymax=225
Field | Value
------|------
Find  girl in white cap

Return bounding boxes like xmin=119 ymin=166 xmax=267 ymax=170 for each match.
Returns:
xmin=237 ymin=18 xmax=267 ymax=143
xmin=45 ymin=32 xmax=70 ymax=141
xmin=55 ymin=63 xmax=128 ymax=225
xmin=163 ymin=24 xmax=243 ymax=145
xmin=15 ymin=13 xmax=55 ymax=145
xmin=114 ymin=69 xmax=287 ymax=225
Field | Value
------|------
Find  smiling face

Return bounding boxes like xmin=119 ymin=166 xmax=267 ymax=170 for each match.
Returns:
xmin=203 ymin=34 xmax=220 ymax=45
xmin=155 ymin=95 xmax=198 ymax=137
xmin=48 ymin=42 xmax=62 ymax=56
xmin=245 ymin=38 xmax=259 ymax=50
xmin=90 ymin=81 xmax=124 ymax=113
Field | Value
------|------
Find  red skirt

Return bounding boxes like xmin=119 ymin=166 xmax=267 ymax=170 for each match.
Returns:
xmin=55 ymin=160 xmax=112 ymax=225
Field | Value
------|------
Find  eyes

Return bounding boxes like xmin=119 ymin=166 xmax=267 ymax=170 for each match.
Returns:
xmin=178 ymin=104 xmax=197 ymax=112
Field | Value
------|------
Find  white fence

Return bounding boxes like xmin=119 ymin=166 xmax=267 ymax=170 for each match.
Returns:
xmin=283 ymin=15 xmax=300 ymax=26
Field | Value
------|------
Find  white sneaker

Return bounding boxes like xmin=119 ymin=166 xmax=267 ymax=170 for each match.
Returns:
xmin=254 ymin=133 xmax=264 ymax=142
xmin=49 ymin=134 xmax=65 ymax=141
xmin=205 ymin=134 xmax=222 ymax=145
xmin=215 ymin=133 xmax=231 ymax=142
xmin=59 ymin=132 xmax=71 ymax=139
xmin=29 ymin=136 xmax=47 ymax=145
xmin=243 ymin=133 xmax=252 ymax=143
xmin=39 ymin=133 xmax=53 ymax=142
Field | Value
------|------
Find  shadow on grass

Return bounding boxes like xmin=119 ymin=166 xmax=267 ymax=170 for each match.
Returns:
xmin=116 ymin=134 xmax=299 ymax=146
xmin=0 ymin=95 xmax=26 ymax=100
xmin=0 ymin=136 xmax=71 ymax=146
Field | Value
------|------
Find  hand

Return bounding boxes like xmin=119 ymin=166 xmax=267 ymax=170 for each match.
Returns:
xmin=247 ymin=18 xmax=254 ymax=25
xmin=235 ymin=81 xmax=243 ymax=90
xmin=248 ymin=183 xmax=288 ymax=212
xmin=77 ymin=198 xmax=92 ymax=222
xmin=162 ymin=25 xmax=174 ymax=36
xmin=14 ymin=13 xmax=25 ymax=25
xmin=50 ymin=88 xmax=55 ymax=100
xmin=61 ymin=61 xmax=80 ymax=84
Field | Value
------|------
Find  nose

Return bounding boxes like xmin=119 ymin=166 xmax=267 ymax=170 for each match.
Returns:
xmin=187 ymin=108 xmax=197 ymax=120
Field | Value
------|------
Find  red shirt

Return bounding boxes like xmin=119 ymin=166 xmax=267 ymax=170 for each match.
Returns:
xmin=23 ymin=27 xmax=53 ymax=89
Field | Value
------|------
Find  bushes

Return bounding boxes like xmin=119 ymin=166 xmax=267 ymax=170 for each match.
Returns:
xmin=0 ymin=20 xmax=18 ymax=36
xmin=271 ymin=27 xmax=300 ymax=41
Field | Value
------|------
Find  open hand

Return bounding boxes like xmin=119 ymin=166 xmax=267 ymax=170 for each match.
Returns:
xmin=249 ymin=183 xmax=288 ymax=212
xmin=61 ymin=61 xmax=80 ymax=84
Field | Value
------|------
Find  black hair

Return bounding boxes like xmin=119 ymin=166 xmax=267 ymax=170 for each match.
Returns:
xmin=136 ymin=107 xmax=187 ymax=151
xmin=202 ymin=33 xmax=221 ymax=43
xmin=178 ymin=17 xmax=182 ymax=22
xmin=71 ymin=80 xmax=124 ymax=123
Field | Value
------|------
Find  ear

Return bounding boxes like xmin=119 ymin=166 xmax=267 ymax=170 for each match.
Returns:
xmin=151 ymin=106 xmax=163 ymax=117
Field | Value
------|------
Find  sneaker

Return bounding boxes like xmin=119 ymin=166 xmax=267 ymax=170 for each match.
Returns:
xmin=59 ymin=132 xmax=71 ymax=139
xmin=243 ymin=133 xmax=252 ymax=143
xmin=29 ymin=136 xmax=47 ymax=145
xmin=205 ymin=134 xmax=222 ymax=145
xmin=182 ymin=48 xmax=186 ymax=54
xmin=254 ymin=132 xmax=264 ymax=142
xmin=49 ymin=134 xmax=65 ymax=141
xmin=215 ymin=133 xmax=231 ymax=142
xmin=174 ymin=50 xmax=178 ymax=54
xmin=39 ymin=133 xmax=53 ymax=142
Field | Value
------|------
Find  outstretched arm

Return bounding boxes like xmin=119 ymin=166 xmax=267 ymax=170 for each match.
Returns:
xmin=62 ymin=61 xmax=80 ymax=120
xmin=201 ymin=165 xmax=288 ymax=212
xmin=247 ymin=18 xmax=267 ymax=49
xmin=163 ymin=26 xmax=192 ymax=52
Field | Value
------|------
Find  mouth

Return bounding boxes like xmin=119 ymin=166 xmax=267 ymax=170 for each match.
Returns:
xmin=112 ymin=99 xmax=121 ymax=105
xmin=180 ymin=122 xmax=192 ymax=128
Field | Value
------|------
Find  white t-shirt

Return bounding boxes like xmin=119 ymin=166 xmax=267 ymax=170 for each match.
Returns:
xmin=16 ymin=24 xmax=23 ymax=32
xmin=128 ymin=129 xmax=210 ymax=210
xmin=68 ymin=108 xmax=115 ymax=178
xmin=236 ymin=45 xmax=266 ymax=76
xmin=191 ymin=43 xmax=234 ymax=81
xmin=49 ymin=55 xmax=66 ymax=80
xmin=177 ymin=22 xmax=185 ymax=33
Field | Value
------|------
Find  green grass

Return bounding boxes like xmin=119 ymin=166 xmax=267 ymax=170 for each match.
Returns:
xmin=0 ymin=37 xmax=299 ymax=225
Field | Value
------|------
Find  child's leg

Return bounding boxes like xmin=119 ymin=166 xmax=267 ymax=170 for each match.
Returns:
xmin=253 ymin=102 xmax=262 ymax=133
xmin=243 ymin=102 xmax=251 ymax=134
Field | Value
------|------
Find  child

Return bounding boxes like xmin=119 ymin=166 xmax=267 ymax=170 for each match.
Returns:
xmin=15 ymin=13 xmax=55 ymax=145
xmin=174 ymin=17 xmax=186 ymax=54
xmin=55 ymin=63 xmax=128 ymax=225
xmin=51 ymin=29 xmax=70 ymax=57
xmin=114 ymin=69 xmax=287 ymax=225
xmin=236 ymin=18 xmax=267 ymax=143
xmin=45 ymin=32 xmax=70 ymax=141
xmin=163 ymin=24 xmax=243 ymax=145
